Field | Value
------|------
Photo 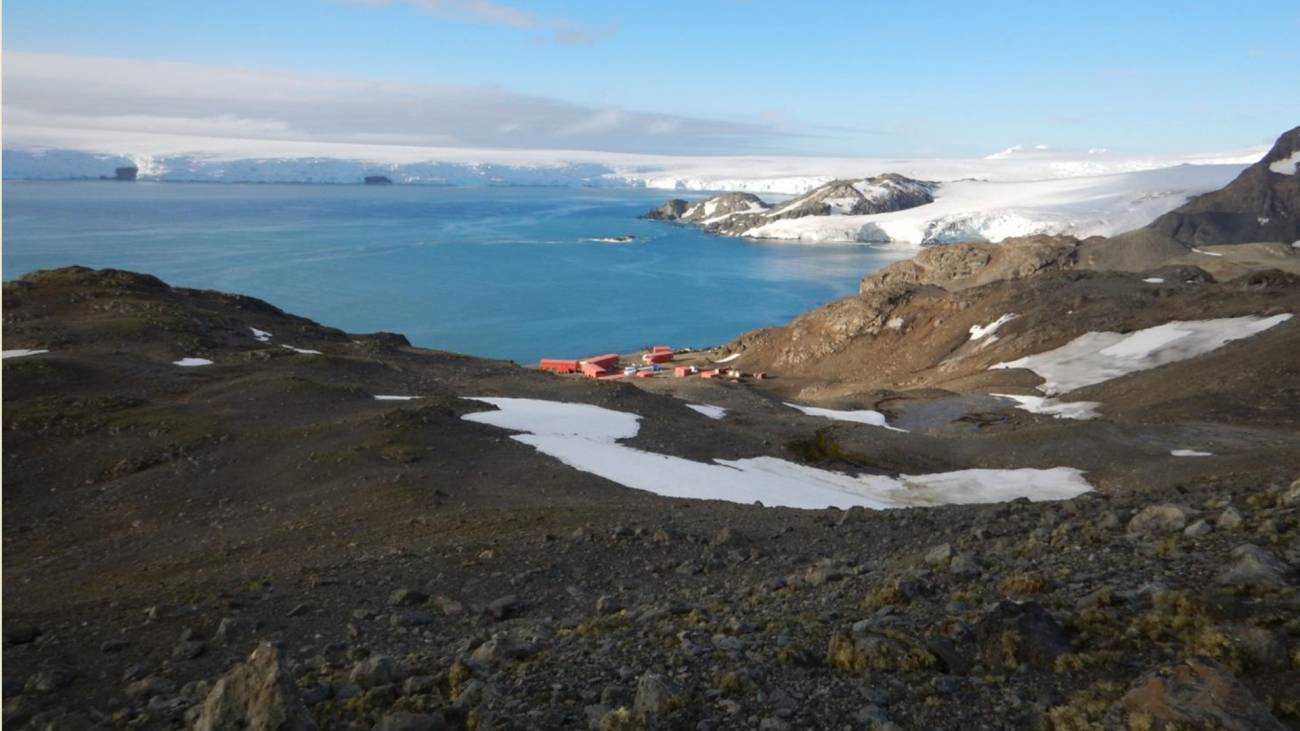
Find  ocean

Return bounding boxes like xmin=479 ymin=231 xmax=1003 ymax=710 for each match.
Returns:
xmin=2 ymin=181 xmax=909 ymax=362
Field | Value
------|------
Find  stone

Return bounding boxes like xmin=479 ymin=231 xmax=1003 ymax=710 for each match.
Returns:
xmin=949 ymin=554 xmax=980 ymax=577
xmin=1280 ymin=477 xmax=1300 ymax=506
xmin=595 ymin=595 xmax=623 ymax=615
xmin=173 ymin=640 xmax=207 ymax=660
xmin=403 ymin=676 xmax=437 ymax=695
xmin=390 ymin=610 xmax=436 ymax=628
xmin=100 ymin=639 xmax=129 ymax=653
xmin=3 ymin=625 xmax=41 ymax=647
xmin=633 ymin=673 xmax=679 ymax=717
xmin=712 ymin=527 xmax=749 ymax=546
xmin=1218 ymin=506 xmax=1244 ymax=530
xmin=469 ymin=637 xmax=538 ymax=669
xmin=924 ymin=544 xmax=953 ymax=567
xmin=1121 ymin=657 xmax=1285 ymax=730
xmin=349 ymin=656 xmax=396 ymax=689
xmin=1183 ymin=519 xmax=1213 ymax=538
xmin=213 ymin=616 xmax=257 ymax=645
xmin=1215 ymin=544 xmax=1291 ymax=587
xmin=1126 ymin=504 xmax=1191 ymax=537
xmin=193 ymin=642 xmax=317 ymax=731
xmin=388 ymin=589 xmax=429 ymax=607
xmin=485 ymin=594 xmax=521 ymax=620
xmin=972 ymin=601 xmax=1070 ymax=670
xmin=25 ymin=669 xmax=74 ymax=693
xmin=126 ymin=676 xmax=175 ymax=699
xmin=372 ymin=712 xmax=447 ymax=731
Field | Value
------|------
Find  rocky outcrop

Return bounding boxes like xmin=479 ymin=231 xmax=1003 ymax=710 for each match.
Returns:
xmin=643 ymin=174 xmax=936 ymax=238
xmin=1120 ymin=657 xmax=1286 ymax=731
xmin=765 ymin=174 xmax=936 ymax=221
xmin=193 ymin=642 xmax=317 ymax=731
xmin=859 ymin=235 xmax=1083 ymax=294
xmin=1145 ymin=125 xmax=1300 ymax=247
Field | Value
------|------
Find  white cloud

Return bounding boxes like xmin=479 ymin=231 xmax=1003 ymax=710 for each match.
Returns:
xmin=1 ymin=51 xmax=780 ymax=155
xmin=340 ymin=0 xmax=614 ymax=45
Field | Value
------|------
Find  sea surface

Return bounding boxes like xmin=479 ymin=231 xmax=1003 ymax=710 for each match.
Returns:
xmin=2 ymin=182 xmax=910 ymax=362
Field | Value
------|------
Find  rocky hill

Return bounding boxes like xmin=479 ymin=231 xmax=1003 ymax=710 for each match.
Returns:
xmin=1145 ymin=125 xmax=1300 ymax=247
xmin=643 ymin=175 xmax=937 ymax=237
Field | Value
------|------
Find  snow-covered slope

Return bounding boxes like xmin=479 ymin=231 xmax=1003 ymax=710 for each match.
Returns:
xmin=739 ymin=165 xmax=1244 ymax=245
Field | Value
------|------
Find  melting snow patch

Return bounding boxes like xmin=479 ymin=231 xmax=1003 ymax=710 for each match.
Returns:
xmin=713 ymin=353 xmax=742 ymax=364
xmin=1268 ymin=150 xmax=1300 ymax=176
xmin=990 ymin=314 xmax=1292 ymax=394
xmin=461 ymin=397 xmax=1091 ymax=510
xmin=1143 ymin=277 xmax=1165 ymax=284
xmin=970 ymin=313 xmax=1017 ymax=341
xmin=785 ymin=402 xmax=906 ymax=432
xmin=686 ymin=404 xmax=727 ymax=420
xmin=173 ymin=357 xmax=213 ymax=367
xmin=281 ymin=345 xmax=322 ymax=355
xmin=2 ymin=349 xmax=50 ymax=360
xmin=992 ymin=394 xmax=1101 ymax=420
xmin=250 ymin=327 xmax=272 ymax=342
xmin=1171 ymin=449 xmax=1213 ymax=457
xmin=1190 ymin=247 xmax=1223 ymax=257
xmin=374 ymin=395 xmax=422 ymax=401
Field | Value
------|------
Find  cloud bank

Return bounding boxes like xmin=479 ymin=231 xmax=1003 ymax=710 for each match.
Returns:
xmin=2 ymin=52 xmax=780 ymax=155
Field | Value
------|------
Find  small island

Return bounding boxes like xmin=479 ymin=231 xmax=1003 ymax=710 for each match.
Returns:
xmin=364 ymin=175 xmax=393 ymax=185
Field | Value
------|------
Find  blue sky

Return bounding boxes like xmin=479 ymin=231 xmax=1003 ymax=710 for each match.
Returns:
xmin=4 ymin=0 xmax=1298 ymax=156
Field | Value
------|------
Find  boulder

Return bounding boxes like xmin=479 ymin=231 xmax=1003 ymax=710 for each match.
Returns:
xmin=632 ymin=673 xmax=679 ymax=717
xmin=193 ymin=642 xmax=317 ymax=731
xmin=1126 ymin=504 xmax=1191 ymax=537
xmin=973 ymin=601 xmax=1070 ymax=670
xmin=1121 ymin=657 xmax=1285 ymax=730
xmin=349 ymin=655 xmax=397 ymax=689
xmin=1215 ymin=544 xmax=1291 ymax=587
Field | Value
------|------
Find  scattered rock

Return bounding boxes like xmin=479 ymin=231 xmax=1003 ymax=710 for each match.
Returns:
xmin=972 ymin=601 xmax=1070 ymax=670
xmin=1215 ymin=544 xmax=1291 ymax=587
xmin=924 ymin=543 xmax=953 ymax=567
xmin=372 ymin=711 xmax=447 ymax=731
xmin=712 ymin=527 xmax=749 ymax=546
xmin=1127 ymin=504 xmax=1191 ymax=537
xmin=349 ymin=656 xmax=396 ymax=689
xmin=213 ymin=616 xmax=257 ymax=645
xmin=388 ymin=588 xmax=429 ymax=607
xmin=193 ymin=642 xmax=317 ymax=731
xmin=3 ymin=624 xmax=41 ymax=647
xmin=25 ymin=669 xmax=73 ymax=693
xmin=390 ymin=610 xmax=436 ymax=628
xmin=633 ymin=673 xmax=679 ymax=717
xmin=1218 ymin=506 xmax=1244 ymax=530
xmin=485 ymin=594 xmax=522 ymax=620
xmin=1121 ymin=657 xmax=1285 ymax=731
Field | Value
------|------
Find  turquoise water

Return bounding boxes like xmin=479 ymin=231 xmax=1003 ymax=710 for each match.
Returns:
xmin=2 ymin=182 xmax=909 ymax=362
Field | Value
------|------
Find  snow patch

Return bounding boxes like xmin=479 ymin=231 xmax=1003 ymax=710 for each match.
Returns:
xmin=990 ymin=314 xmax=1293 ymax=394
xmin=785 ymin=402 xmax=905 ymax=432
xmin=2 ymin=349 xmax=50 ymax=359
xmin=1171 ymin=449 xmax=1213 ymax=457
xmin=713 ymin=353 xmax=742 ymax=364
xmin=461 ymin=397 xmax=1092 ymax=510
xmin=686 ymin=404 xmax=727 ymax=420
xmin=281 ymin=344 xmax=322 ymax=355
xmin=993 ymin=394 xmax=1101 ymax=420
xmin=250 ymin=327 xmax=272 ymax=342
xmin=1268 ymin=150 xmax=1300 ymax=176
xmin=374 ymin=395 xmax=422 ymax=401
xmin=970 ymin=313 xmax=1017 ymax=341
xmin=1190 ymin=247 xmax=1224 ymax=257
xmin=173 ymin=357 xmax=213 ymax=367
xmin=1142 ymin=278 xmax=1165 ymax=284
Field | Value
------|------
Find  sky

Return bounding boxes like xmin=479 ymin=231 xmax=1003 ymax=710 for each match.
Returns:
xmin=4 ymin=0 xmax=1299 ymax=158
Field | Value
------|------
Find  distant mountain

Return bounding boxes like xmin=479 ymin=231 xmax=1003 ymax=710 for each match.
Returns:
xmin=644 ymin=174 xmax=937 ymax=237
xmin=1145 ymin=125 xmax=1300 ymax=246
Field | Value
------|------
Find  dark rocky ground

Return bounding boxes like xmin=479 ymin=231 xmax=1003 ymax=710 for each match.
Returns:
xmin=4 ymin=263 xmax=1299 ymax=731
